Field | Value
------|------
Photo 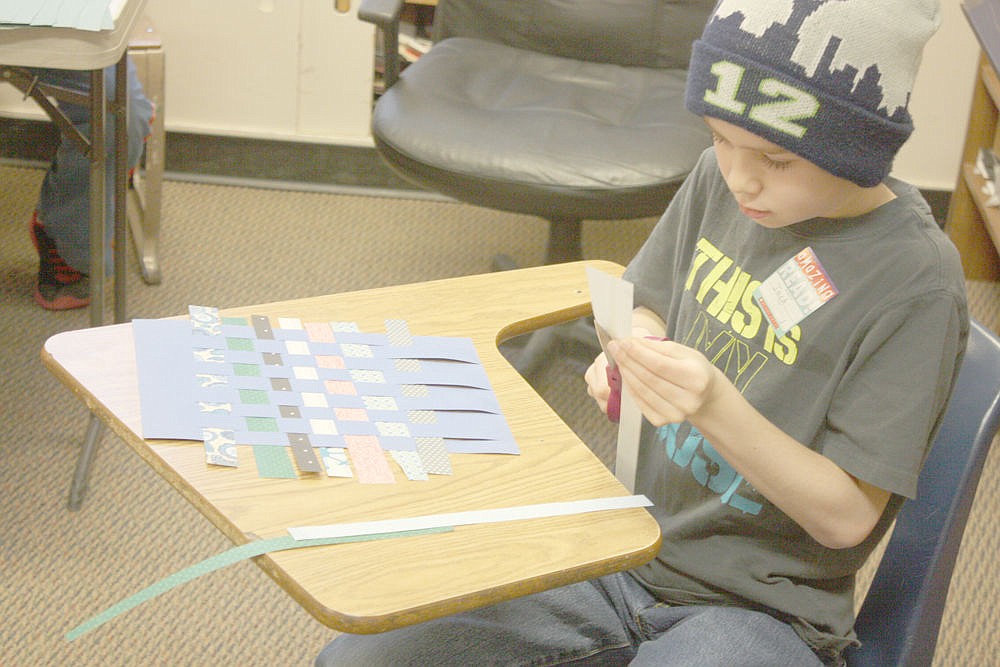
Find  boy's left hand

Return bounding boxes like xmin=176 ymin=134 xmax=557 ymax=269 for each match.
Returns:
xmin=607 ymin=337 xmax=721 ymax=427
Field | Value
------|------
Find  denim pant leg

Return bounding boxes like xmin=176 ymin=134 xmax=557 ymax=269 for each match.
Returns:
xmin=315 ymin=573 xmax=654 ymax=667
xmin=34 ymin=62 xmax=153 ymax=274
xmin=630 ymin=604 xmax=827 ymax=667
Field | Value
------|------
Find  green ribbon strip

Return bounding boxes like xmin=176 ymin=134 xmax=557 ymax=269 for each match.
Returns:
xmin=65 ymin=526 xmax=453 ymax=641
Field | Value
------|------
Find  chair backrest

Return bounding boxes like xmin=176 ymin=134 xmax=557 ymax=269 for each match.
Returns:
xmin=846 ymin=318 xmax=1000 ymax=666
xmin=432 ymin=0 xmax=713 ymax=69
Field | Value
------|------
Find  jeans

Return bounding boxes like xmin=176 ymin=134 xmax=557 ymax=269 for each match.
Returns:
xmin=33 ymin=61 xmax=153 ymax=274
xmin=315 ymin=572 xmax=828 ymax=666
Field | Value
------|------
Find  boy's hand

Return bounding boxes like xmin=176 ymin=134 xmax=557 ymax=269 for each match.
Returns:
xmin=607 ymin=337 xmax=721 ymax=427
xmin=584 ymin=352 xmax=614 ymax=416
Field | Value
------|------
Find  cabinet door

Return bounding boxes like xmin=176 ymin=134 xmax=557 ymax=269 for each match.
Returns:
xmin=298 ymin=0 xmax=375 ymax=142
xmin=131 ymin=0 xmax=374 ymax=143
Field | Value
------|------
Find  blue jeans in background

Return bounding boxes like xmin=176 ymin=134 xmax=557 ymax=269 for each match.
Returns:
xmin=32 ymin=60 xmax=153 ymax=274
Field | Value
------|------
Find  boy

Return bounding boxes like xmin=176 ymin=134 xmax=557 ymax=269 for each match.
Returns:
xmin=316 ymin=1 xmax=967 ymax=664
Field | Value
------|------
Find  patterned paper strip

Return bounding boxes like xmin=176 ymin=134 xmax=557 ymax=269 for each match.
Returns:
xmin=203 ymin=428 xmax=238 ymax=467
xmin=319 ymin=447 xmax=353 ymax=478
xmin=253 ymin=445 xmax=297 ymax=479
xmin=305 ymin=321 xmax=335 ymax=343
xmin=251 ymin=315 xmax=274 ymax=340
xmin=345 ymin=434 xmax=395 ymax=484
xmin=390 ymin=450 xmax=428 ymax=481
xmin=385 ymin=319 xmax=412 ymax=347
xmin=415 ymin=436 xmax=452 ymax=475
xmin=189 ymin=305 xmax=221 ymax=335
xmin=287 ymin=433 xmax=322 ymax=473
xmin=394 ymin=358 xmax=421 ymax=373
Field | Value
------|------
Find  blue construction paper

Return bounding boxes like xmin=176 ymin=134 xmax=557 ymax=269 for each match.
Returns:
xmin=133 ymin=315 xmax=518 ymax=455
xmin=133 ymin=319 xmax=203 ymax=440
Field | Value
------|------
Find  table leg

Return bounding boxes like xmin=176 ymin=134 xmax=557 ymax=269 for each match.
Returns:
xmin=113 ymin=54 xmax=128 ymax=324
xmin=88 ymin=68 xmax=106 ymax=327
xmin=69 ymin=56 xmax=130 ymax=509
xmin=67 ymin=415 xmax=104 ymax=511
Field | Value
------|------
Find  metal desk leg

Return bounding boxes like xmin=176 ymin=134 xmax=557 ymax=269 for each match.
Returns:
xmin=87 ymin=67 xmax=106 ymax=327
xmin=114 ymin=55 xmax=128 ymax=324
xmin=67 ymin=415 xmax=104 ymax=511
xmin=68 ymin=57 xmax=130 ymax=509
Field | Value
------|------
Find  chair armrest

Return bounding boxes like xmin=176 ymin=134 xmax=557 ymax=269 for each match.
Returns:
xmin=358 ymin=0 xmax=404 ymax=88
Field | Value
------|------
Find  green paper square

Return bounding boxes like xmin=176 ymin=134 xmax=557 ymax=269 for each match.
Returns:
xmin=239 ymin=389 xmax=269 ymax=405
xmin=232 ymin=362 xmax=261 ymax=377
xmin=246 ymin=416 xmax=279 ymax=432
xmin=226 ymin=337 xmax=254 ymax=351
xmin=253 ymin=446 xmax=297 ymax=479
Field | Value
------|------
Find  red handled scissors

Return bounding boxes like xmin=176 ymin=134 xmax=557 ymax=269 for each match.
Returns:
xmin=595 ymin=323 xmax=622 ymax=423
xmin=594 ymin=325 xmax=669 ymax=423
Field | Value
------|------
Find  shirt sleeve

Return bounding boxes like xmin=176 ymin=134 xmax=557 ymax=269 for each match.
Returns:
xmin=817 ymin=291 xmax=968 ymax=498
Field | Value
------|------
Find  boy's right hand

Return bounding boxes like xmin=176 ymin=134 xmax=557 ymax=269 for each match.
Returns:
xmin=585 ymin=352 xmax=614 ymax=416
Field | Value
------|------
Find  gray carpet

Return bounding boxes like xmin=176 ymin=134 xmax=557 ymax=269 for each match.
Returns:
xmin=1 ymin=163 xmax=997 ymax=665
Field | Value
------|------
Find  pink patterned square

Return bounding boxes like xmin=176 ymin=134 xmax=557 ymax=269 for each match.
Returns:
xmin=315 ymin=355 xmax=345 ymax=369
xmin=304 ymin=321 xmax=335 ymax=342
xmin=324 ymin=379 xmax=356 ymax=395
xmin=335 ymin=407 xmax=369 ymax=422
xmin=345 ymin=435 xmax=394 ymax=484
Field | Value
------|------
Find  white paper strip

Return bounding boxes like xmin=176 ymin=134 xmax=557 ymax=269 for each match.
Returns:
xmin=288 ymin=494 xmax=653 ymax=541
xmin=586 ymin=267 xmax=641 ymax=493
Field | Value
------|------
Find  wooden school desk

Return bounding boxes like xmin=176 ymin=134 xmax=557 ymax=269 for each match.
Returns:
xmin=42 ymin=260 xmax=662 ymax=634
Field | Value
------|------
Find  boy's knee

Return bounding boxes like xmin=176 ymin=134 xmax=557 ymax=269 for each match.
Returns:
xmin=635 ymin=607 xmax=821 ymax=667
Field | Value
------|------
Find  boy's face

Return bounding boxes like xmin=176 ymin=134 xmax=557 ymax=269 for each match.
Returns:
xmin=705 ymin=117 xmax=889 ymax=228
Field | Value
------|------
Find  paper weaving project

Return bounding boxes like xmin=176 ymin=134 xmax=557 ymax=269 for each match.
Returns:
xmin=133 ymin=306 xmax=518 ymax=482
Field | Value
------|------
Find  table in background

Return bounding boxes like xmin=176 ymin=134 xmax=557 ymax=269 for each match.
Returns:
xmin=0 ymin=0 xmax=148 ymax=325
xmin=41 ymin=260 xmax=662 ymax=634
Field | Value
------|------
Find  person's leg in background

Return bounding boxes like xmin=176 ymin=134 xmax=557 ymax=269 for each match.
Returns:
xmin=30 ymin=61 xmax=153 ymax=310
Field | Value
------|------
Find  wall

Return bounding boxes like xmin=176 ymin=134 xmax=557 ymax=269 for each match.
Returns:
xmin=895 ymin=0 xmax=980 ymax=191
xmin=140 ymin=0 xmax=376 ymax=145
xmin=0 ymin=0 xmax=983 ymax=189
xmin=0 ymin=0 xmax=376 ymax=147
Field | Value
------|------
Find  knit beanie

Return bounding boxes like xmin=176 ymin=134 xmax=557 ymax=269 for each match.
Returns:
xmin=685 ymin=0 xmax=941 ymax=187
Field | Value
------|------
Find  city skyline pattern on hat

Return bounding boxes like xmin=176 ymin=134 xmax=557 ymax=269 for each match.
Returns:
xmin=685 ymin=0 xmax=941 ymax=186
xmin=712 ymin=0 xmax=937 ymax=119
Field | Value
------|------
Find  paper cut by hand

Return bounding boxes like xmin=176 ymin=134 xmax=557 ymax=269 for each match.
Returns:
xmin=133 ymin=307 xmax=519 ymax=483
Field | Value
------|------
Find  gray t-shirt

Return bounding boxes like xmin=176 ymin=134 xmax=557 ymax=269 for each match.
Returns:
xmin=623 ymin=148 xmax=968 ymax=656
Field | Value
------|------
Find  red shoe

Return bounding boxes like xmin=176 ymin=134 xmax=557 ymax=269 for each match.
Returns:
xmin=30 ymin=214 xmax=90 ymax=311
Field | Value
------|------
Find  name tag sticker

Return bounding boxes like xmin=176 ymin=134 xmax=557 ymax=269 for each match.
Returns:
xmin=753 ymin=247 xmax=837 ymax=337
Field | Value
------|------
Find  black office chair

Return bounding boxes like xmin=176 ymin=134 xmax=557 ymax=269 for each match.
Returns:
xmin=359 ymin=0 xmax=713 ymax=266
xmin=358 ymin=0 xmax=714 ymax=372
xmin=846 ymin=318 xmax=1000 ymax=666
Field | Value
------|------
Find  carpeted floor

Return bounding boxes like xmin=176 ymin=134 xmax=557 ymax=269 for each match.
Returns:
xmin=1 ymin=162 xmax=997 ymax=666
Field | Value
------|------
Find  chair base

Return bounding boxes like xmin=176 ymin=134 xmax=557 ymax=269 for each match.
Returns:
xmin=510 ymin=318 xmax=599 ymax=378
